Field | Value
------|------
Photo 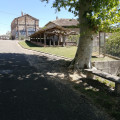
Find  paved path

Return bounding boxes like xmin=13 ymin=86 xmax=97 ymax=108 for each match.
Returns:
xmin=0 ymin=40 xmax=110 ymax=120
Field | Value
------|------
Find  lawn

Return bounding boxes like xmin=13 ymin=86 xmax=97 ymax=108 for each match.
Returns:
xmin=74 ymin=77 xmax=120 ymax=120
xmin=19 ymin=41 xmax=77 ymax=59
xmin=19 ymin=40 xmax=120 ymax=120
xmin=19 ymin=41 xmax=115 ymax=62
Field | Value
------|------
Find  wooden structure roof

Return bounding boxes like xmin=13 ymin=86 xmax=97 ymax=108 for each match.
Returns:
xmin=30 ymin=25 xmax=77 ymax=38
xmin=45 ymin=19 xmax=79 ymax=27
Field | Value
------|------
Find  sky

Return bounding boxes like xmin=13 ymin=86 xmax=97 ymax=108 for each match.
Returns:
xmin=0 ymin=0 xmax=77 ymax=35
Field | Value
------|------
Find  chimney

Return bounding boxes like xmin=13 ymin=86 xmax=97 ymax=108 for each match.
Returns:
xmin=21 ymin=11 xmax=23 ymax=16
xmin=56 ymin=16 xmax=58 ymax=20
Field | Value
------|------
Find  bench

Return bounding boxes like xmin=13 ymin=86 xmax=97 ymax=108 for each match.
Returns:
xmin=84 ymin=69 xmax=120 ymax=94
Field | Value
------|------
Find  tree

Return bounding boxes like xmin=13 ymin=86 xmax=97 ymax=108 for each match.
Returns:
xmin=41 ymin=0 xmax=120 ymax=69
xmin=106 ymin=32 xmax=120 ymax=57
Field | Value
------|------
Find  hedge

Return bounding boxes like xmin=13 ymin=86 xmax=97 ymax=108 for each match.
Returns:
xmin=106 ymin=32 xmax=120 ymax=57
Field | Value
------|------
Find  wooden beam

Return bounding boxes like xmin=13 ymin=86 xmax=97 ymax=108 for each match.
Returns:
xmin=40 ymin=34 xmax=41 ymax=43
xmin=44 ymin=33 xmax=46 ymax=46
xmin=15 ymin=24 xmax=39 ymax=26
xmin=84 ymin=69 xmax=120 ymax=94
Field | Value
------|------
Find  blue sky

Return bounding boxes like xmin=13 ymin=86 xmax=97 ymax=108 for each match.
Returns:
xmin=0 ymin=0 xmax=77 ymax=35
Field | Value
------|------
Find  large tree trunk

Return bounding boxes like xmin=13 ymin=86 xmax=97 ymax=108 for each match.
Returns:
xmin=70 ymin=2 xmax=94 ymax=69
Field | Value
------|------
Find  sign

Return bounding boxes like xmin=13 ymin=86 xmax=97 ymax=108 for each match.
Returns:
xmin=99 ymin=32 xmax=105 ymax=47
xmin=99 ymin=31 xmax=106 ymax=56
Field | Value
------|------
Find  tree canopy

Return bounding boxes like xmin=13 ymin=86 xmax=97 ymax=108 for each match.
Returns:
xmin=41 ymin=0 xmax=120 ymax=32
xmin=41 ymin=0 xmax=120 ymax=69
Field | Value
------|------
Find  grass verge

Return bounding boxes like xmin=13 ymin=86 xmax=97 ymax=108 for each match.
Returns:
xmin=19 ymin=41 xmax=115 ymax=62
xmin=19 ymin=40 xmax=120 ymax=119
xmin=73 ymin=77 xmax=120 ymax=120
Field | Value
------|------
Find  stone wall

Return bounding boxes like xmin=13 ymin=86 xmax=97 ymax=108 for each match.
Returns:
xmin=65 ymin=42 xmax=77 ymax=46
xmin=31 ymin=41 xmax=44 ymax=47
xmin=93 ymin=60 xmax=120 ymax=75
xmin=11 ymin=14 xmax=39 ymax=39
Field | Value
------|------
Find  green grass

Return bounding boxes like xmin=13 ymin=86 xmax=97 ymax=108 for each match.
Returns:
xmin=96 ymin=77 xmax=115 ymax=88
xmin=19 ymin=41 xmax=76 ymax=59
xmin=74 ymin=79 xmax=120 ymax=120
xmin=19 ymin=41 xmax=115 ymax=61
xmin=20 ymin=40 xmax=120 ymax=119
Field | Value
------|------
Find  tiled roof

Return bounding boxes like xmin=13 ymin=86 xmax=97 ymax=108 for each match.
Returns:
xmin=48 ymin=19 xmax=79 ymax=27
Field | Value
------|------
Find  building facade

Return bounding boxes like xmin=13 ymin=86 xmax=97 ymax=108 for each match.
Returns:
xmin=0 ymin=35 xmax=10 ymax=40
xmin=30 ymin=20 xmax=78 ymax=47
xmin=11 ymin=14 xmax=39 ymax=40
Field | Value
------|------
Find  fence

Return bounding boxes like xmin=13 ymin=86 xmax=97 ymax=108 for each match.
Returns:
xmin=92 ymin=33 xmax=120 ymax=58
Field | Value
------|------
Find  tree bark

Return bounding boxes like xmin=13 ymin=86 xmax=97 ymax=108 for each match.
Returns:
xmin=70 ymin=2 xmax=94 ymax=69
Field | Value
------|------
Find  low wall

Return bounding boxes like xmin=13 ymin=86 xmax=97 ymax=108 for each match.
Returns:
xmin=31 ymin=41 xmax=44 ymax=47
xmin=31 ymin=41 xmax=76 ymax=47
xmin=65 ymin=42 xmax=77 ymax=46
xmin=93 ymin=60 xmax=120 ymax=75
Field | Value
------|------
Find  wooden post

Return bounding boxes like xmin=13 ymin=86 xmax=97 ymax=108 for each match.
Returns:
xmin=58 ymin=35 xmax=59 ymax=46
xmin=86 ymin=72 xmax=94 ymax=79
xmin=44 ymin=33 xmax=46 ymax=46
xmin=49 ymin=39 xmax=51 ymax=46
xmin=53 ymin=36 xmax=55 ymax=46
xmin=62 ymin=35 xmax=66 ymax=47
xmin=115 ymin=83 xmax=120 ymax=95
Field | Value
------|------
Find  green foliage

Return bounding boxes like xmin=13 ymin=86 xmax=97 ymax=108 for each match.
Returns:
xmin=67 ymin=34 xmax=80 ymax=43
xmin=74 ymin=78 xmax=120 ymax=120
xmin=19 ymin=41 xmax=114 ymax=61
xmin=106 ymin=32 xmax=120 ymax=57
xmin=19 ymin=36 xmax=25 ymax=40
xmin=41 ymin=0 xmax=120 ymax=32
xmin=112 ymin=111 xmax=120 ymax=120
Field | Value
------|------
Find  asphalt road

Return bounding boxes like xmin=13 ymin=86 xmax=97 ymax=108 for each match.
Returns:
xmin=0 ymin=40 xmax=110 ymax=120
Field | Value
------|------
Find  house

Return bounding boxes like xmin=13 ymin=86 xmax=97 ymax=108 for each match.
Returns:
xmin=30 ymin=18 xmax=79 ymax=47
xmin=0 ymin=31 xmax=11 ymax=40
xmin=0 ymin=35 xmax=10 ymax=40
xmin=11 ymin=13 xmax=39 ymax=40
xmin=45 ymin=18 xmax=79 ymax=34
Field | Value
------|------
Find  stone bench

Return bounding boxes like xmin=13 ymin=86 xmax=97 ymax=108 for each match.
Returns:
xmin=84 ymin=69 xmax=120 ymax=94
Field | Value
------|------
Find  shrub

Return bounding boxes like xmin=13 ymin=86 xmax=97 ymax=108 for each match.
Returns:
xmin=67 ymin=34 xmax=80 ymax=43
xmin=106 ymin=32 xmax=120 ymax=57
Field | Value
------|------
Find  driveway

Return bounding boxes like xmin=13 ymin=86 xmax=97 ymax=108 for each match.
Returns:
xmin=0 ymin=40 xmax=110 ymax=120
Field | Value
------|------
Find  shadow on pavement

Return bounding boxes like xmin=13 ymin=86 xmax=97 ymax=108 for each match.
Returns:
xmin=0 ymin=53 xmax=112 ymax=120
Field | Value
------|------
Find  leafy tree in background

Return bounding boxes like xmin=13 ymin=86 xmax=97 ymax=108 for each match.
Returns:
xmin=41 ymin=0 xmax=120 ymax=69
xmin=106 ymin=32 xmax=120 ymax=57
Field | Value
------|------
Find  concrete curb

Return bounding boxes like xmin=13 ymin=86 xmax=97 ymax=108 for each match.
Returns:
xmin=18 ymin=42 xmax=72 ymax=61
xmin=105 ymin=54 xmax=120 ymax=60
